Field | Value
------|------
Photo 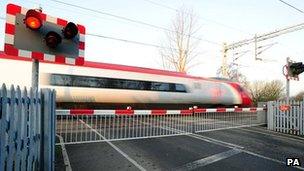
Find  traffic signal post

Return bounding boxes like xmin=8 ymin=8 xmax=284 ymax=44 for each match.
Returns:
xmin=32 ymin=59 xmax=39 ymax=90
xmin=285 ymin=57 xmax=290 ymax=102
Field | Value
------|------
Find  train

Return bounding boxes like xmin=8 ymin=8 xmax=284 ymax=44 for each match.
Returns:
xmin=0 ymin=51 xmax=252 ymax=109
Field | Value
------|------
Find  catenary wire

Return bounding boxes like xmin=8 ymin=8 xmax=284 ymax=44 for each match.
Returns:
xmin=49 ymin=0 xmax=221 ymax=46
xmin=141 ymin=0 xmax=252 ymax=35
xmin=278 ymin=0 xmax=304 ymax=14
xmin=0 ymin=15 xmax=218 ymax=53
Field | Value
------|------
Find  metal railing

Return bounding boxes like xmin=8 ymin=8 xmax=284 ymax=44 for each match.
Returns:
xmin=193 ymin=109 xmax=260 ymax=132
xmin=56 ymin=108 xmax=265 ymax=144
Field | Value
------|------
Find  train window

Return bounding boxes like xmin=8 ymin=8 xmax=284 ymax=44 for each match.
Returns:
xmin=96 ymin=78 xmax=107 ymax=88
xmin=50 ymin=74 xmax=187 ymax=93
xmin=109 ymin=79 xmax=123 ymax=89
xmin=74 ymin=76 xmax=97 ymax=87
xmin=169 ymin=83 xmax=175 ymax=92
xmin=159 ymin=83 xmax=170 ymax=91
xmin=151 ymin=83 xmax=169 ymax=91
xmin=50 ymin=74 xmax=72 ymax=86
xmin=143 ymin=82 xmax=151 ymax=90
xmin=150 ymin=83 xmax=158 ymax=91
xmin=175 ymin=84 xmax=187 ymax=92
xmin=123 ymin=80 xmax=143 ymax=90
xmin=122 ymin=80 xmax=136 ymax=89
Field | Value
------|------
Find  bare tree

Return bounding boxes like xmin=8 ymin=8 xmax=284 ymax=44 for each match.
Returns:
xmin=160 ymin=7 xmax=201 ymax=73
xmin=292 ymin=91 xmax=304 ymax=101
xmin=216 ymin=64 xmax=249 ymax=89
xmin=248 ymin=80 xmax=285 ymax=105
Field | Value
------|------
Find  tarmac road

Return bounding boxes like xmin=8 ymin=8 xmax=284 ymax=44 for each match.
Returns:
xmin=57 ymin=126 xmax=304 ymax=171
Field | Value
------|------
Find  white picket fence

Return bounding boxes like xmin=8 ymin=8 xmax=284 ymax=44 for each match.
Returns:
xmin=267 ymin=100 xmax=304 ymax=135
xmin=0 ymin=84 xmax=56 ymax=171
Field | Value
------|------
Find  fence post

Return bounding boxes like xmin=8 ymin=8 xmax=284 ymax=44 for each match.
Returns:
xmin=40 ymin=89 xmax=56 ymax=171
xmin=0 ymin=84 xmax=8 ymax=171
xmin=191 ymin=108 xmax=195 ymax=133
xmin=257 ymin=102 xmax=267 ymax=124
xmin=302 ymin=98 xmax=304 ymax=135
xmin=51 ymin=90 xmax=56 ymax=170
xmin=267 ymin=101 xmax=274 ymax=130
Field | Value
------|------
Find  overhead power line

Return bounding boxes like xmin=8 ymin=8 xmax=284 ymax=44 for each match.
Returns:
xmin=142 ymin=0 xmax=176 ymax=11
xmin=87 ymin=33 xmax=178 ymax=50
xmin=220 ymin=22 xmax=304 ymax=77
xmin=278 ymin=0 xmax=304 ymax=14
xmin=0 ymin=15 xmax=181 ymax=51
xmin=87 ymin=33 xmax=220 ymax=56
xmin=49 ymin=0 xmax=221 ymax=46
xmin=50 ymin=0 xmax=168 ymax=31
xmin=0 ymin=14 xmax=207 ymax=52
xmin=141 ymin=0 xmax=251 ymax=35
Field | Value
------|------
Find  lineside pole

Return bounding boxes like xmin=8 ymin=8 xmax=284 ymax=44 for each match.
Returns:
xmin=286 ymin=77 xmax=290 ymax=102
xmin=286 ymin=57 xmax=290 ymax=102
xmin=32 ymin=59 xmax=39 ymax=91
xmin=31 ymin=6 xmax=42 ymax=91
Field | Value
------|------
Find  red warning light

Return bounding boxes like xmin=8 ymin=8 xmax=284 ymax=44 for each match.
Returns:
xmin=24 ymin=9 xmax=42 ymax=30
xmin=45 ymin=31 xmax=62 ymax=48
xmin=62 ymin=22 xmax=78 ymax=39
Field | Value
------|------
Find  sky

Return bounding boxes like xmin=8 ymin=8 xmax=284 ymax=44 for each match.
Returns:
xmin=0 ymin=0 xmax=303 ymax=95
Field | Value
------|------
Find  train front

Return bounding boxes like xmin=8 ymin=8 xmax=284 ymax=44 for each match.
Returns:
xmin=229 ymin=82 xmax=253 ymax=107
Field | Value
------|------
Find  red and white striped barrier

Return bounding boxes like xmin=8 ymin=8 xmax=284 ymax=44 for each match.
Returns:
xmin=56 ymin=107 xmax=265 ymax=116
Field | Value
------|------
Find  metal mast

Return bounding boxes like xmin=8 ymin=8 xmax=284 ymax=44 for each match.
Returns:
xmin=221 ymin=22 xmax=304 ymax=77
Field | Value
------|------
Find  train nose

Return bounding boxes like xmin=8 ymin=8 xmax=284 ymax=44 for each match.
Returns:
xmin=242 ymin=94 xmax=253 ymax=107
xmin=228 ymin=82 xmax=253 ymax=107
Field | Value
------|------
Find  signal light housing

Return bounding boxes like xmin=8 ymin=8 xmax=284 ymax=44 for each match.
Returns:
xmin=62 ymin=22 xmax=78 ymax=39
xmin=24 ymin=9 xmax=43 ymax=30
xmin=45 ymin=31 xmax=62 ymax=48
xmin=5 ymin=3 xmax=85 ymax=65
xmin=289 ymin=62 xmax=304 ymax=76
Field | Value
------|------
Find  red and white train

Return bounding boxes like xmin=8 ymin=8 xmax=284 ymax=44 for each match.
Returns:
xmin=0 ymin=51 xmax=252 ymax=109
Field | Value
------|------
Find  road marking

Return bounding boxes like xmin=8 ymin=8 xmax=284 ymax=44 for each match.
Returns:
xmin=240 ymin=127 xmax=304 ymax=142
xmin=140 ymin=120 xmax=245 ymax=149
xmin=241 ymin=149 xmax=304 ymax=171
xmin=189 ymin=133 xmax=244 ymax=149
xmin=56 ymin=134 xmax=72 ymax=171
xmin=180 ymin=148 xmax=242 ymax=170
xmin=197 ymin=127 xmax=304 ymax=170
xmin=78 ymin=119 xmax=146 ymax=171
xmin=71 ymin=118 xmax=304 ymax=170
xmin=59 ymin=134 xmax=184 ymax=145
xmin=191 ymin=133 xmax=304 ymax=170
xmin=195 ymin=123 xmax=265 ymax=133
